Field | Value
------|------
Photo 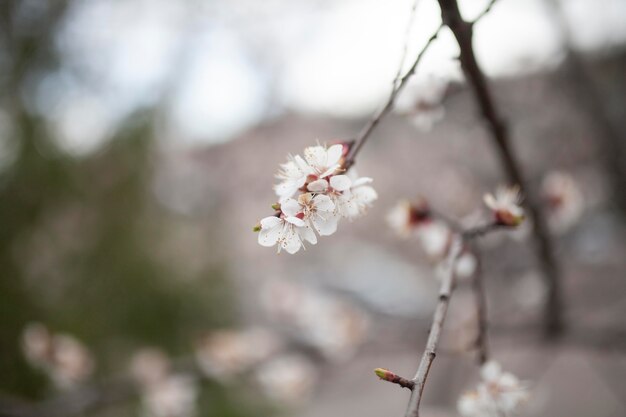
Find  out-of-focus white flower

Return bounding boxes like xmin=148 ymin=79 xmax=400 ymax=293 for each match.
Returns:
xmin=416 ymin=220 xmax=452 ymax=259
xmin=455 ymin=250 xmax=478 ymax=279
xmin=387 ymin=198 xmax=430 ymax=237
xmin=255 ymin=354 xmax=318 ymax=404
xmin=260 ymin=280 xmax=368 ymax=361
xmin=50 ymin=335 xmax=95 ymax=389
xmin=458 ymin=360 xmax=529 ymax=417
xmin=22 ymin=322 xmax=53 ymax=367
xmin=141 ymin=375 xmax=198 ymax=417
xmin=395 ymin=75 xmax=449 ymax=131
xmin=541 ymin=171 xmax=584 ymax=233
xmin=195 ymin=328 xmax=281 ymax=378
xmin=21 ymin=323 xmax=94 ymax=390
xmin=131 ymin=348 xmax=171 ymax=387
xmin=258 ymin=198 xmax=317 ymax=254
xmin=483 ymin=186 xmax=525 ymax=227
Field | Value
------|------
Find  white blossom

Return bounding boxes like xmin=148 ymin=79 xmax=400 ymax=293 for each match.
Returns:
xmin=395 ymin=75 xmax=448 ymax=131
xmin=541 ymin=171 xmax=584 ymax=233
xmin=458 ymin=360 xmax=529 ymax=417
xmin=274 ymin=144 xmax=343 ymax=200
xmin=298 ymin=192 xmax=338 ymax=236
xmin=483 ymin=186 xmax=525 ymax=226
xmin=255 ymin=354 xmax=318 ymax=404
xmin=258 ymin=198 xmax=317 ymax=254
xmin=416 ymin=220 xmax=452 ymax=259
xmin=331 ymin=173 xmax=378 ymax=220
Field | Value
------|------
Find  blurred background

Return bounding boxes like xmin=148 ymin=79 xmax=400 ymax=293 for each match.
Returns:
xmin=1 ymin=0 xmax=626 ymax=416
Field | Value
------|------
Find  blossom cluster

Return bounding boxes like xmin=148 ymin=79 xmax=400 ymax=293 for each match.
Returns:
xmin=21 ymin=322 xmax=95 ymax=390
xmin=458 ymin=361 xmax=530 ymax=417
xmin=257 ymin=143 xmax=377 ymax=254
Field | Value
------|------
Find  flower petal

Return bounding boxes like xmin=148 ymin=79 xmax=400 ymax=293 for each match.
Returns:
xmin=281 ymin=198 xmax=301 ymax=217
xmin=299 ymin=224 xmax=317 ymax=245
xmin=312 ymin=213 xmax=339 ymax=236
xmin=285 ymin=216 xmax=306 ymax=227
xmin=258 ymin=217 xmax=283 ymax=247
xmin=312 ymin=194 xmax=335 ymax=212
xmin=351 ymin=176 xmax=373 ymax=187
xmin=280 ymin=227 xmax=302 ymax=254
xmin=330 ymin=175 xmax=352 ymax=192
xmin=326 ymin=144 xmax=343 ymax=167
xmin=307 ymin=179 xmax=328 ymax=193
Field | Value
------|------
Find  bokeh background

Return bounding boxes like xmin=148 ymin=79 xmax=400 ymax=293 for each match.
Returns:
xmin=1 ymin=0 xmax=626 ymax=416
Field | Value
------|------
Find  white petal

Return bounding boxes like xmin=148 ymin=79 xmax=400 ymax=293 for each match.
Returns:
xmin=281 ymin=198 xmax=301 ymax=217
xmin=299 ymin=224 xmax=317 ymax=245
xmin=274 ymin=181 xmax=300 ymax=198
xmin=483 ymin=194 xmax=497 ymax=210
xmin=258 ymin=217 xmax=283 ymax=247
xmin=480 ymin=361 xmax=502 ymax=383
xmin=294 ymin=155 xmax=313 ymax=174
xmin=330 ymin=175 xmax=352 ymax=191
xmin=307 ymin=179 xmax=328 ymax=193
xmin=281 ymin=227 xmax=302 ymax=254
xmin=351 ymin=176 xmax=373 ymax=187
xmin=353 ymin=186 xmax=377 ymax=205
xmin=285 ymin=216 xmax=306 ymax=227
xmin=326 ymin=144 xmax=344 ymax=167
xmin=304 ymin=146 xmax=327 ymax=168
xmin=319 ymin=164 xmax=340 ymax=178
xmin=312 ymin=213 xmax=339 ymax=236
xmin=312 ymin=194 xmax=335 ymax=212
xmin=260 ymin=216 xmax=282 ymax=229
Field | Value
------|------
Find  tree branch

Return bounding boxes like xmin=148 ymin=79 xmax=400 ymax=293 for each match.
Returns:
xmin=437 ymin=0 xmax=564 ymax=337
xmin=344 ymin=24 xmax=443 ymax=170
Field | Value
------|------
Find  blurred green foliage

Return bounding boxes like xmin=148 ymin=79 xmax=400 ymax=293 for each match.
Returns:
xmin=0 ymin=2 xmax=271 ymax=416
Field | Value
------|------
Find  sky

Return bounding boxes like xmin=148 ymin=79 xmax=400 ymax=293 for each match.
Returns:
xmin=32 ymin=0 xmax=626 ymax=154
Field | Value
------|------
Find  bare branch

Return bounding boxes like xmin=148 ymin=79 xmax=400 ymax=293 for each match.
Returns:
xmin=437 ymin=0 xmax=564 ymax=337
xmin=343 ymin=24 xmax=443 ymax=170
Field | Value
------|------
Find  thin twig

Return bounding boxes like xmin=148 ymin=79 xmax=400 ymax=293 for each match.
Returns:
xmin=393 ymin=0 xmax=421 ymax=89
xmin=344 ymin=25 xmax=443 ymax=170
xmin=403 ymin=236 xmax=462 ymax=417
xmin=471 ymin=0 xmax=499 ymax=25
xmin=437 ymin=0 xmax=564 ymax=337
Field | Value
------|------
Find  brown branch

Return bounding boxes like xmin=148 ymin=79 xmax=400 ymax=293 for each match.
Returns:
xmin=437 ymin=0 xmax=564 ymax=337
xmin=403 ymin=220 xmax=502 ymax=417
xmin=392 ymin=0 xmax=421 ymax=90
xmin=403 ymin=236 xmax=462 ymax=417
